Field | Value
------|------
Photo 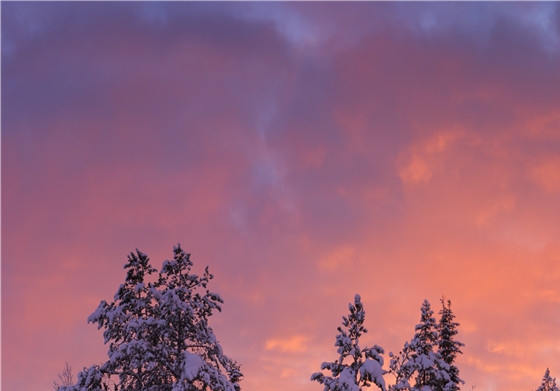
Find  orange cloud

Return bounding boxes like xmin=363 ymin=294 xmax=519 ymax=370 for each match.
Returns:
xmin=265 ymin=335 xmax=309 ymax=353
xmin=397 ymin=129 xmax=464 ymax=185
xmin=317 ymin=245 xmax=356 ymax=272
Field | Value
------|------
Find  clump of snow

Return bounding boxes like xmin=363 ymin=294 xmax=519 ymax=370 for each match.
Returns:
xmin=183 ymin=351 xmax=205 ymax=381
xmin=339 ymin=367 xmax=360 ymax=391
xmin=361 ymin=359 xmax=386 ymax=390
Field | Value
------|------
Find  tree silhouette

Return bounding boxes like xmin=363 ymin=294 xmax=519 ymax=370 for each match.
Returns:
xmin=61 ymin=245 xmax=241 ymax=391
xmin=311 ymin=294 xmax=386 ymax=391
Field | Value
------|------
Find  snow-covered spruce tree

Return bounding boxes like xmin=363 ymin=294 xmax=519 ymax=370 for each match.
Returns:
xmin=311 ymin=294 xmax=386 ymax=391
xmin=536 ymin=369 xmax=560 ymax=391
xmin=389 ymin=300 xmax=446 ymax=391
xmin=436 ymin=299 xmax=463 ymax=391
xmin=61 ymin=245 xmax=241 ymax=391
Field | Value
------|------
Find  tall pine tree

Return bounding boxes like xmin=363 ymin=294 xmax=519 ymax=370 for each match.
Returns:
xmin=436 ymin=298 xmax=463 ymax=391
xmin=311 ymin=294 xmax=386 ymax=391
xmin=390 ymin=300 xmax=447 ymax=391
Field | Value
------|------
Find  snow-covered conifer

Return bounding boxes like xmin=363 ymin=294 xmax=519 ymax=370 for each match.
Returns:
xmin=60 ymin=245 xmax=241 ymax=391
xmin=536 ymin=369 xmax=560 ymax=391
xmin=390 ymin=300 xmax=446 ymax=391
xmin=311 ymin=294 xmax=386 ymax=391
xmin=436 ymin=298 xmax=463 ymax=391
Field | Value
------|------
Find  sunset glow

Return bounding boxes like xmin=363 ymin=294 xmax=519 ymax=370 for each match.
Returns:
xmin=3 ymin=2 xmax=560 ymax=391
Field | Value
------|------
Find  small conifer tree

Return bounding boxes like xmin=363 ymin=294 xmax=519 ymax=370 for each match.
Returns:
xmin=536 ymin=369 xmax=560 ymax=391
xmin=311 ymin=294 xmax=386 ymax=391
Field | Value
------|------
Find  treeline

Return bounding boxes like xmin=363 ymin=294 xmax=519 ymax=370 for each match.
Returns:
xmin=311 ymin=295 xmax=560 ymax=391
xmin=53 ymin=246 xmax=558 ymax=391
xmin=311 ymin=295 xmax=462 ymax=391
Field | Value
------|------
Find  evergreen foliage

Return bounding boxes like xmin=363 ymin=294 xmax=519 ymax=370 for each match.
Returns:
xmin=389 ymin=300 xmax=447 ymax=391
xmin=536 ymin=369 xmax=560 ymax=391
xmin=311 ymin=294 xmax=386 ymax=391
xmin=61 ymin=245 xmax=241 ymax=391
xmin=436 ymin=299 xmax=463 ymax=391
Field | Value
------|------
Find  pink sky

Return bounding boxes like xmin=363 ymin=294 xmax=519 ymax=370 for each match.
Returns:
xmin=3 ymin=2 xmax=560 ymax=391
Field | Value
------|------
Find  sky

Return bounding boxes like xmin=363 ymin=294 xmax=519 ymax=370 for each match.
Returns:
xmin=2 ymin=2 xmax=560 ymax=391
